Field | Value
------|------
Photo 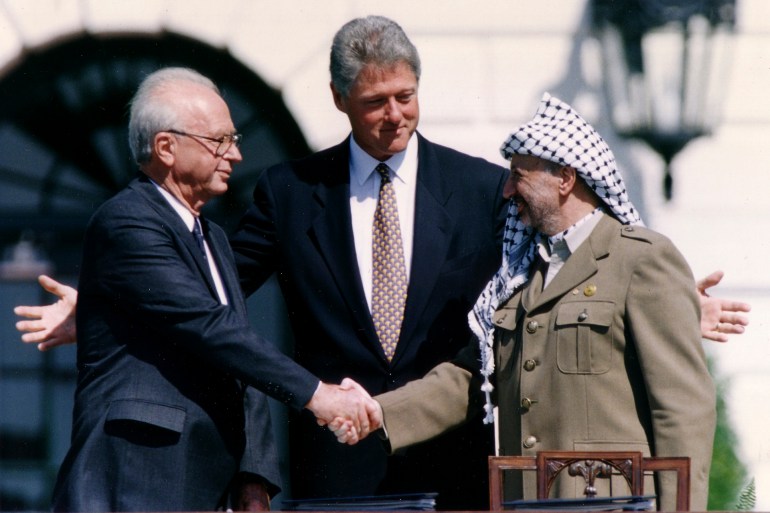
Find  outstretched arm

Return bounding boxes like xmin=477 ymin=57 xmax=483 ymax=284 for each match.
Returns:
xmin=14 ymin=275 xmax=77 ymax=351
xmin=697 ymin=270 xmax=751 ymax=342
xmin=13 ymin=270 xmax=753 ymax=350
xmin=330 ymin=357 xmax=478 ymax=448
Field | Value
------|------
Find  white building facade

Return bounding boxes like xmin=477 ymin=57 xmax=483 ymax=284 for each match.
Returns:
xmin=0 ymin=0 xmax=767 ymax=509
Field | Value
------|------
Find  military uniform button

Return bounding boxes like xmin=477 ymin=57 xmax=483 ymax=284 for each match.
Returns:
xmin=520 ymin=397 xmax=537 ymax=410
xmin=523 ymin=359 xmax=537 ymax=371
xmin=526 ymin=320 xmax=539 ymax=333
xmin=578 ymin=312 xmax=588 ymax=322
xmin=523 ymin=435 xmax=537 ymax=448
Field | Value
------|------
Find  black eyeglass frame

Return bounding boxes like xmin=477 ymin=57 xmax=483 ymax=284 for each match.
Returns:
xmin=165 ymin=129 xmax=243 ymax=156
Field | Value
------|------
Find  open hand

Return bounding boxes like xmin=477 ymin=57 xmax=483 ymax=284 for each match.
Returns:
xmin=697 ymin=270 xmax=750 ymax=342
xmin=14 ymin=275 xmax=78 ymax=351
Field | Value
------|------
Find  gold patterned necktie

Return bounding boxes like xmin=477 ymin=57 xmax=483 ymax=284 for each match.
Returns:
xmin=372 ymin=163 xmax=408 ymax=362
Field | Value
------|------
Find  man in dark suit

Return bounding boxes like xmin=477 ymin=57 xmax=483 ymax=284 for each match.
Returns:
xmin=51 ymin=67 xmax=377 ymax=512
xmin=228 ymin=16 xmax=506 ymax=509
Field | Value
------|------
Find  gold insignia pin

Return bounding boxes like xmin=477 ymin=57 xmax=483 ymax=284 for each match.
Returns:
xmin=583 ymin=284 xmax=597 ymax=297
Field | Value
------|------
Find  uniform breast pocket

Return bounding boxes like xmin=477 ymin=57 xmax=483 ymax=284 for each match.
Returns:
xmin=555 ymin=301 xmax=615 ymax=374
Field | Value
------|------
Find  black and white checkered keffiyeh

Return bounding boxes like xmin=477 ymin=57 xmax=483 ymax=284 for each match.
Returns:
xmin=469 ymin=92 xmax=644 ymax=423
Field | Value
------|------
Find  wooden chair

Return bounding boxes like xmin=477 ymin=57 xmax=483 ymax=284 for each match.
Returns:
xmin=489 ymin=451 xmax=690 ymax=511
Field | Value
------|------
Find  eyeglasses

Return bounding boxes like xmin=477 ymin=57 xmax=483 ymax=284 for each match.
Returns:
xmin=165 ymin=129 xmax=243 ymax=156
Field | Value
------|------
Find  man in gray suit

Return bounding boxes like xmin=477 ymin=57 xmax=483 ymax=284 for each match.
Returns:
xmin=335 ymin=93 xmax=717 ymax=511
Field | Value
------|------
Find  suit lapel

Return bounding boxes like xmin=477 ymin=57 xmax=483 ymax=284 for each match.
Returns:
xmin=130 ymin=176 xmax=222 ymax=304
xmin=306 ymin=143 xmax=380 ymax=347
xmin=394 ymin=136 xmax=453 ymax=362
xmin=204 ymin=219 xmax=248 ymax=314
xmin=528 ymin=215 xmax=615 ymax=311
xmin=522 ymin=253 xmax=547 ymax=311
xmin=304 ymin=137 xmax=467 ymax=364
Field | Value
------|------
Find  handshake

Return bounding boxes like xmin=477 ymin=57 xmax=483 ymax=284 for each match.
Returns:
xmin=305 ymin=378 xmax=384 ymax=445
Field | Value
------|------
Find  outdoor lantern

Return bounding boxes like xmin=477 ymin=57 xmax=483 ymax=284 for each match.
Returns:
xmin=592 ymin=0 xmax=737 ymax=200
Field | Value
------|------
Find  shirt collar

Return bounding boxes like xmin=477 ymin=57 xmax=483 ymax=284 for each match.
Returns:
xmin=547 ymin=208 xmax=605 ymax=257
xmin=349 ymin=133 xmax=418 ymax=186
xmin=149 ymin=178 xmax=197 ymax=231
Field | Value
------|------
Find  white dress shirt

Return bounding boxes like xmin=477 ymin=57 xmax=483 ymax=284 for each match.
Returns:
xmin=349 ymin=135 xmax=418 ymax=311
xmin=542 ymin=209 xmax=606 ymax=289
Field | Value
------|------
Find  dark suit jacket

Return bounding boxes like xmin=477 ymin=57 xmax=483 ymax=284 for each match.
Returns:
xmin=230 ymin=133 xmax=508 ymax=509
xmin=52 ymin=175 xmax=320 ymax=512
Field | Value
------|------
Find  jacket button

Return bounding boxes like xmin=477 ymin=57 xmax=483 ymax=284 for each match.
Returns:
xmin=578 ymin=312 xmax=588 ymax=322
xmin=523 ymin=435 xmax=537 ymax=449
xmin=526 ymin=320 xmax=539 ymax=333
xmin=520 ymin=397 xmax=538 ymax=411
xmin=523 ymin=359 xmax=537 ymax=371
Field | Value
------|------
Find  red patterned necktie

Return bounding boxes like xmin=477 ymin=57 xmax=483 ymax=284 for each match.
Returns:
xmin=372 ymin=163 xmax=408 ymax=361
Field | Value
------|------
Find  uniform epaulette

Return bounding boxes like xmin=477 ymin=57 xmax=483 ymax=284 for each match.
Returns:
xmin=619 ymin=224 xmax=654 ymax=244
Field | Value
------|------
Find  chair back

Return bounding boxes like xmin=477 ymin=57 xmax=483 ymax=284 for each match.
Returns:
xmin=488 ymin=451 xmax=690 ymax=511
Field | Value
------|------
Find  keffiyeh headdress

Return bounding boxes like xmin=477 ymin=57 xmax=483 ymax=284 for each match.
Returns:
xmin=469 ymin=93 xmax=644 ymax=423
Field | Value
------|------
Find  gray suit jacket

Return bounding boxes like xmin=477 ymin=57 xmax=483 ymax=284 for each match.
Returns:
xmin=378 ymin=214 xmax=716 ymax=511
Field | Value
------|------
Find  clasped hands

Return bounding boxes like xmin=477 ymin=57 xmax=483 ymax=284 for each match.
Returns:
xmin=306 ymin=379 xmax=383 ymax=445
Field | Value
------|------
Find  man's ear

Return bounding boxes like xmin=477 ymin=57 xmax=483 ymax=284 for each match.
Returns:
xmin=558 ymin=166 xmax=577 ymax=196
xmin=154 ymin=132 xmax=175 ymax=167
xmin=331 ymin=82 xmax=346 ymax=113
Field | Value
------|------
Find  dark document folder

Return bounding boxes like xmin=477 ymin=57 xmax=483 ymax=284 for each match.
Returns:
xmin=281 ymin=492 xmax=438 ymax=511
xmin=504 ymin=495 xmax=655 ymax=511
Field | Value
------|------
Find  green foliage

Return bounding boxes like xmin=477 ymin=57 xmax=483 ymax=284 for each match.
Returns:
xmin=707 ymin=362 xmax=748 ymax=510
xmin=735 ymin=478 xmax=757 ymax=511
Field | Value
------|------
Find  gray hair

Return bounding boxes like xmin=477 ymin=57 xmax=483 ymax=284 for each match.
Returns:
xmin=330 ymin=16 xmax=421 ymax=98
xmin=128 ymin=67 xmax=220 ymax=165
